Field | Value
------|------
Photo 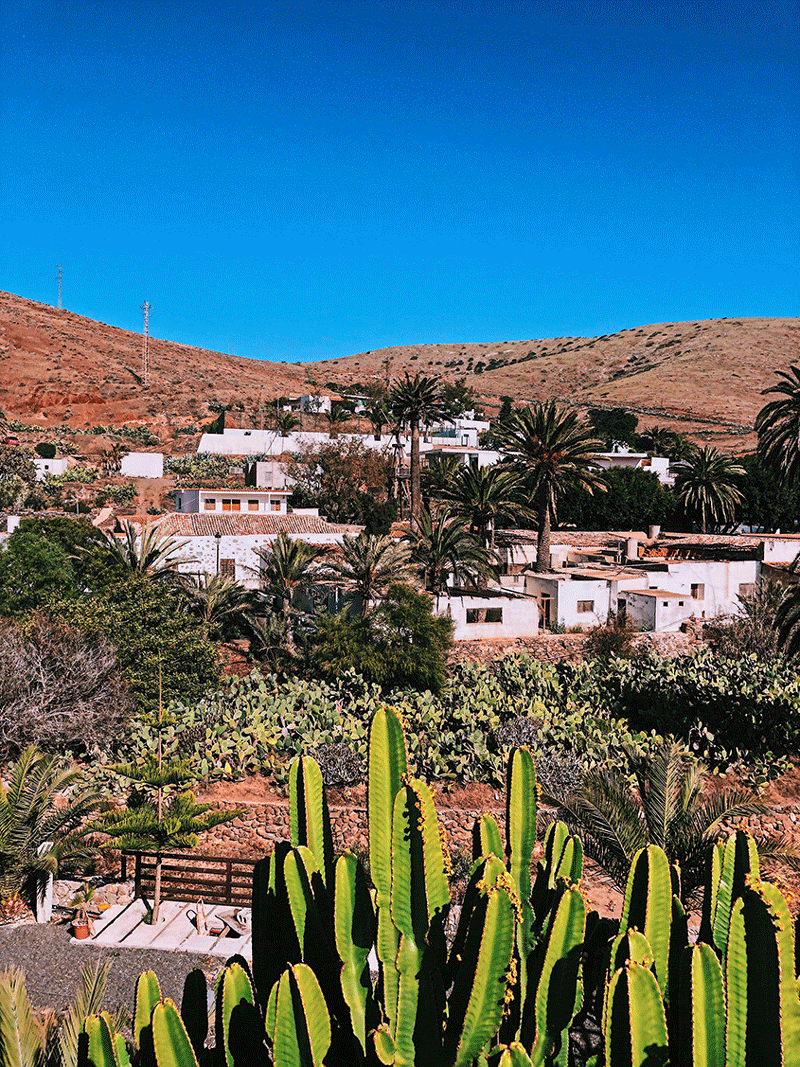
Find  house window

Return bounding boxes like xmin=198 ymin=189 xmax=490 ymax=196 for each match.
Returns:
xmin=663 ymin=602 xmax=669 ymax=608
xmin=739 ymin=583 xmax=755 ymax=598
xmin=679 ymin=600 xmax=685 ymax=606
xmin=222 ymin=498 xmax=241 ymax=512
xmin=248 ymin=500 xmax=259 ymax=512
xmin=466 ymin=607 xmax=503 ymax=624
xmin=175 ymin=496 xmax=182 ymax=511
xmin=204 ymin=498 xmax=216 ymax=511
xmin=691 ymin=584 xmax=705 ymax=599
xmin=577 ymin=601 xmax=594 ymax=613
xmin=220 ymin=558 xmax=236 ymax=578
xmin=270 ymin=500 xmax=281 ymax=512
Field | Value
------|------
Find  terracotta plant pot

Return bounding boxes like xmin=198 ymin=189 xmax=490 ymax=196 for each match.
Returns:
xmin=72 ymin=922 xmax=91 ymax=940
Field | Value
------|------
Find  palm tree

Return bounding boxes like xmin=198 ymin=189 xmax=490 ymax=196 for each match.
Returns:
xmin=364 ymin=400 xmax=389 ymax=441
xmin=274 ymin=410 xmax=301 ymax=437
xmin=184 ymin=572 xmax=253 ymax=640
xmin=321 ymin=533 xmax=415 ymax=616
xmin=493 ymin=402 xmax=606 ymax=572
xmin=439 ymin=464 xmax=536 ymax=554
xmin=389 ymin=373 xmax=447 ymax=529
xmin=546 ymin=741 xmax=774 ymax=903
xmin=0 ymin=746 xmax=101 ymax=906
xmin=324 ymin=406 xmax=351 ymax=438
xmin=756 ymin=365 xmax=800 ymax=482
xmin=100 ymin=520 xmax=193 ymax=580
xmin=405 ymin=510 xmax=498 ymax=595
xmin=253 ymin=532 xmax=324 ymax=619
xmin=673 ymin=446 xmax=745 ymax=533
xmin=639 ymin=425 xmax=676 ymax=456
xmin=420 ymin=455 xmax=463 ymax=508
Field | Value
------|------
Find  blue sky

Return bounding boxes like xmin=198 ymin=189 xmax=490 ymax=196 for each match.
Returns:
xmin=1 ymin=0 xmax=797 ymax=362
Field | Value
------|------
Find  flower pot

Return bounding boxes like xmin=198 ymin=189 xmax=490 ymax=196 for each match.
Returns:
xmin=72 ymin=921 xmax=91 ymax=940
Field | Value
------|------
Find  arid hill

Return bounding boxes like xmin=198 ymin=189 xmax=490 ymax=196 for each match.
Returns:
xmin=1 ymin=290 xmax=797 ymax=452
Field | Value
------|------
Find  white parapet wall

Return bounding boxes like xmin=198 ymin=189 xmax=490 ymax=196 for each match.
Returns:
xmin=121 ymin=452 xmax=164 ymax=478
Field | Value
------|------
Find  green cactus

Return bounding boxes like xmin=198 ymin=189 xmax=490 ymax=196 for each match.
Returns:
xmin=473 ymin=812 xmax=503 ymax=860
xmin=334 ymin=852 xmax=376 ymax=1055
xmin=289 ymin=755 xmax=333 ymax=887
xmin=83 ymin=1015 xmax=122 ymax=1067
xmin=725 ymin=877 xmax=800 ymax=1067
xmin=179 ymin=970 xmax=207 ymax=1061
xmin=530 ymin=821 xmax=583 ymax=930
xmin=214 ymin=962 xmax=256 ymax=1067
xmin=134 ymin=972 xmax=162 ymax=1052
xmin=618 ymin=845 xmax=673 ymax=995
xmin=505 ymin=747 xmax=537 ymax=1034
xmin=265 ymin=964 xmax=331 ymax=1067
xmin=676 ymin=944 xmax=725 ymax=1067
xmin=151 ymin=1000 xmax=199 ymax=1067
xmin=700 ymin=829 xmax=759 ymax=957
xmin=604 ymin=962 xmax=669 ymax=1067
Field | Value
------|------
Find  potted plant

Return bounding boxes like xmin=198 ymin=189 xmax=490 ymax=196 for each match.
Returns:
xmin=69 ymin=883 xmax=96 ymax=939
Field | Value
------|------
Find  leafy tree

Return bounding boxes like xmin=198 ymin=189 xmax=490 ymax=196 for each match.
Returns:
xmin=0 ymin=445 xmax=36 ymax=488
xmin=273 ymin=410 xmax=301 ymax=436
xmin=0 ymin=617 xmax=132 ymax=756
xmin=405 ymin=510 xmax=497 ymax=594
xmin=287 ymin=439 xmax=392 ymax=524
xmin=548 ymin=740 xmax=771 ymax=902
xmin=364 ymin=399 xmax=390 ymax=440
xmin=588 ymin=407 xmax=638 ymax=449
xmin=735 ymin=452 xmax=800 ymax=532
xmin=324 ymin=406 xmax=351 ymax=437
xmin=497 ymin=396 xmax=514 ymax=425
xmin=494 ymin=401 xmax=606 ymax=571
xmin=639 ymin=424 xmax=677 ymax=456
xmin=321 ymin=533 xmax=415 ymax=616
xmin=309 ymin=584 xmax=453 ymax=693
xmin=673 ymin=446 xmax=745 ymax=533
xmin=756 ymin=364 xmax=800 ymax=481
xmin=438 ymin=464 xmax=535 ymax=552
xmin=441 ymin=377 xmax=475 ymax=419
xmin=389 ymin=373 xmax=447 ymax=527
xmin=0 ymin=747 xmax=101 ymax=906
xmin=0 ymin=532 xmax=78 ymax=616
xmin=558 ymin=467 xmax=676 ymax=531
xmin=705 ymin=581 xmax=787 ymax=662
xmin=54 ymin=575 xmax=219 ymax=713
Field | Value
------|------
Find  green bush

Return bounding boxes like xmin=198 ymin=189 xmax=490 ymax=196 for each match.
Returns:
xmin=34 ymin=442 xmax=56 ymax=459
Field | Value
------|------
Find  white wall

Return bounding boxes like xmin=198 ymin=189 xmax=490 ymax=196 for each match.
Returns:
xmin=121 ymin=452 xmax=164 ymax=478
xmin=436 ymin=593 xmax=538 ymax=641
xmin=33 ymin=457 xmax=69 ymax=480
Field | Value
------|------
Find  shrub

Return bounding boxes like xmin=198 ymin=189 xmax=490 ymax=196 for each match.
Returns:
xmin=583 ymin=611 xmax=638 ymax=659
xmin=34 ymin=442 xmax=56 ymax=459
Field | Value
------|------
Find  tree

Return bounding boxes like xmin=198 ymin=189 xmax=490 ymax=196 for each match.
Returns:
xmin=705 ymin=581 xmax=788 ymax=661
xmin=0 ymin=532 xmax=78 ymax=616
xmin=405 ymin=510 xmax=497 ymax=595
xmin=547 ymin=740 xmax=771 ymax=902
xmin=98 ymin=520 xmax=194 ymax=581
xmin=321 ymin=533 xmax=415 ymax=616
xmin=0 ymin=617 xmax=133 ymax=756
xmin=558 ymin=466 xmax=675 ymax=532
xmin=441 ymin=377 xmax=476 ymax=419
xmin=309 ymin=584 xmax=453 ymax=693
xmin=639 ymin=425 xmax=677 ymax=456
xmin=494 ymin=402 xmax=606 ymax=571
xmin=364 ymin=399 xmax=389 ymax=441
xmin=273 ymin=410 xmax=301 ymax=437
xmin=420 ymin=455 xmax=463 ymax=508
xmin=287 ymin=439 xmax=392 ymax=524
xmin=673 ymin=446 xmax=745 ymax=533
xmin=253 ymin=532 xmax=325 ymax=620
xmin=324 ymin=406 xmax=351 ymax=437
xmin=438 ymin=464 xmax=535 ymax=553
xmin=588 ymin=407 xmax=638 ymax=449
xmin=183 ymin=572 xmax=254 ymax=640
xmin=736 ymin=453 xmax=800 ymax=532
xmin=0 ymin=446 xmax=36 ymax=489
xmin=389 ymin=373 xmax=447 ymax=528
xmin=0 ymin=746 xmax=101 ymax=907
xmin=756 ymin=364 xmax=800 ymax=482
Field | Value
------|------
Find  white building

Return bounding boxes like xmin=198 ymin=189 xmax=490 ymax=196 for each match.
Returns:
xmin=437 ymin=589 xmax=539 ymax=641
xmin=33 ymin=456 xmax=70 ymax=480
xmin=174 ymin=487 xmax=291 ymax=516
xmin=120 ymin=452 xmax=164 ymax=478
xmin=593 ymin=450 xmax=672 ymax=485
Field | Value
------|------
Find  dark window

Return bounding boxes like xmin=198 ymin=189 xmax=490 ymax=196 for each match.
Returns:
xmin=577 ymin=600 xmax=594 ymax=613
xmin=220 ymin=558 xmax=236 ymax=578
xmin=466 ymin=607 xmax=503 ymax=624
xmin=691 ymin=583 xmax=705 ymax=599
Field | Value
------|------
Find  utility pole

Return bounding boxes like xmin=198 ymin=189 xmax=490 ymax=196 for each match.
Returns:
xmin=141 ymin=301 xmax=151 ymax=387
xmin=56 ymin=265 xmax=62 ymax=309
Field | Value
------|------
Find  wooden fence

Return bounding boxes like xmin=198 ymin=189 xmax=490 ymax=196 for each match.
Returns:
xmin=121 ymin=851 xmax=258 ymax=906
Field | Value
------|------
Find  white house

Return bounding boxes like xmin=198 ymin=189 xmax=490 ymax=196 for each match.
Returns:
xmin=120 ymin=452 xmax=164 ymax=479
xmin=436 ymin=589 xmax=539 ymax=641
xmin=174 ymin=487 xmax=291 ymax=516
xmin=593 ymin=449 xmax=672 ymax=485
xmin=33 ymin=456 xmax=70 ymax=481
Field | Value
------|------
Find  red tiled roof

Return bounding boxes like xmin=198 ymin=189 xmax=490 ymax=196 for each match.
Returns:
xmin=124 ymin=514 xmax=362 ymax=536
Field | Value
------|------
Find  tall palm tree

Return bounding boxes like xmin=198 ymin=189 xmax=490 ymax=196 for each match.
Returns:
xmin=639 ymin=425 xmax=676 ymax=456
xmin=321 ymin=533 xmax=415 ymax=616
xmin=100 ymin=520 xmax=193 ymax=580
xmin=405 ymin=510 xmax=498 ymax=595
xmin=364 ymin=400 xmax=389 ymax=441
xmin=756 ymin=365 xmax=800 ymax=482
xmin=439 ymin=464 xmax=536 ymax=554
xmin=253 ymin=532 xmax=324 ymax=619
xmin=547 ymin=741 xmax=774 ymax=903
xmin=389 ymin=373 xmax=447 ymax=528
xmin=493 ymin=402 xmax=606 ymax=572
xmin=274 ymin=410 xmax=301 ymax=437
xmin=673 ymin=446 xmax=745 ymax=533
xmin=324 ymin=406 xmax=351 ymax=438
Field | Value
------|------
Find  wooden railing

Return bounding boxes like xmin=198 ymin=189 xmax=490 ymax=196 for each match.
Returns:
xmin=121 ymin=851 xmax=258 ymax=906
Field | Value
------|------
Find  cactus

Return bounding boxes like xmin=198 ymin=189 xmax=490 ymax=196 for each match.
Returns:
xmin=676 ymin=944 xmax=725 ymax=1067
xmin=334 ymin=852 xmax=376 ymax=1055
xmin=700 ymin=829 xmax=759 ymax=957
xmin=134 ymin=972 xmax=162 ymax=1053
xmin=83 ymin=1015 xmax=123 ymax=1067
xmin=214 ymin=963 xmax=255 ymax=1067
xmin=618 ymin=846 xmax=673 ymax=995
xmin=289 ymin=755 xmax=333 ymax=887
xmin=505 ymin=747 xmax=537 ymax=1034
xmin=725 ymin=877 xmax=800 ymax=1067
xmin=473 ymin=812 xmax=503 ymax=860
xmin=604 ymin=962 xmax=669 ymax=1067
xmin=265 ymin=964 xmax=331 ymax=1067
xmin=151 ymin=1000 xmax=199 ymax=1067
xmin=179 ymin=970 xmax=207 ymax=1061
xmin=530 ymin=821 xmax=583 ymax=929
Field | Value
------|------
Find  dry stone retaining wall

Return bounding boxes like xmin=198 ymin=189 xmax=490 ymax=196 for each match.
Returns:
xmin=449 ymin=630 xmax=697 ymax=666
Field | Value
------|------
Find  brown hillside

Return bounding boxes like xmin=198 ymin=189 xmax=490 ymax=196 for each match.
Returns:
xmin=1 ymin=290 xmax=797 ymax=452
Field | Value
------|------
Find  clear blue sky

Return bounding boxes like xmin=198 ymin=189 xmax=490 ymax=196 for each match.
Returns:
xmin=1 ymin=0 xmax=797 ymax=362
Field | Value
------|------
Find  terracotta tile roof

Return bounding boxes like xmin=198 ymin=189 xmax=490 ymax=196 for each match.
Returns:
xmin=124 ymin=514 xmax=362 ymax=536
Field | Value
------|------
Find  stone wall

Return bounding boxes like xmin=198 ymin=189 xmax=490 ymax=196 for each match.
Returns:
xmin=449 ymin=629 xmax=698 ymax=667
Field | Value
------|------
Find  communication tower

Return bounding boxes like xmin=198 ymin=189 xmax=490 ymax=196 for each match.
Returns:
xmin=141 ymin=301 xmax=151 ymax=387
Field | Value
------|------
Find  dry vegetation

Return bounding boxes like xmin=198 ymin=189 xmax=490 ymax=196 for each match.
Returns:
xmin=1 ymin=290 xmax=798 ymax=452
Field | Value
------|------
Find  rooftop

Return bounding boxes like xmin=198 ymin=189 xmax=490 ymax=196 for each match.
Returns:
xmin=123 ymin=514 xmax=362 ymax=536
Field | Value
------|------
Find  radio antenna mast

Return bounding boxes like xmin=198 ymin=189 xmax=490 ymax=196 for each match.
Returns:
xmin=141 ymin=301 xmax=151 ymax=387
xmin=56 ymin=265 xmax=62 ymax=309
